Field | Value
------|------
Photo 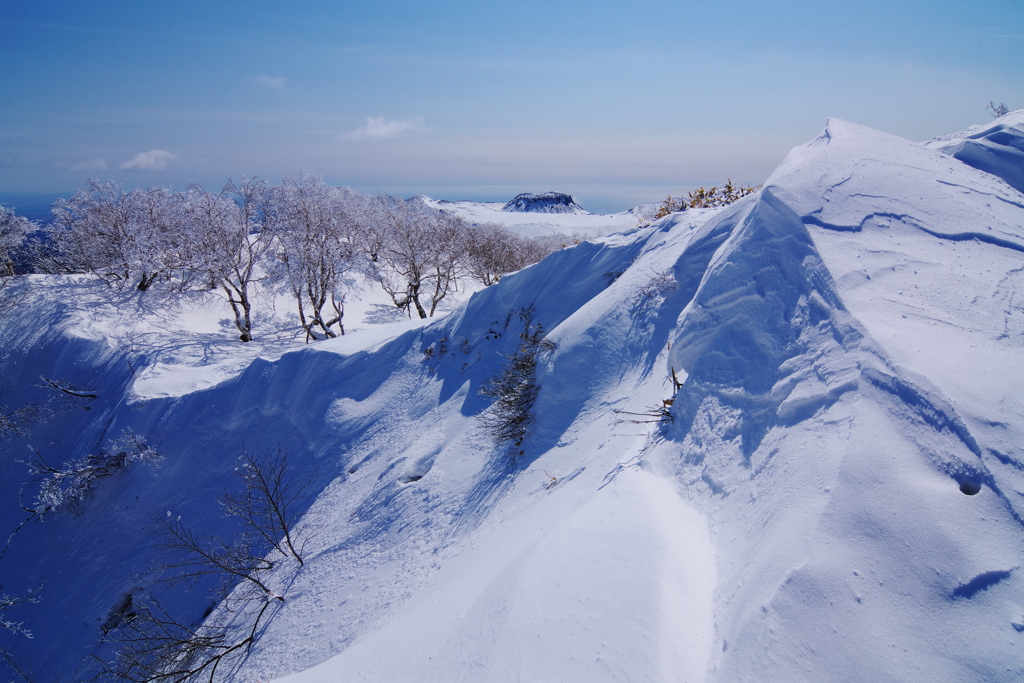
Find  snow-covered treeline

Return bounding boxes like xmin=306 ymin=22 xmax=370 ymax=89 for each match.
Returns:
xmin=4 ymin=174 xmax=570 ymax=342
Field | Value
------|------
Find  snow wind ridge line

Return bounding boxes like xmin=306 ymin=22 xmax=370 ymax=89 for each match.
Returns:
xmin=913 ymin=227 xmax=1024 ymax=254
xmin=804 ymin=211 xmax=1024 ymax=253
xmin=935 ymin=179 xmax=1024 ymax=210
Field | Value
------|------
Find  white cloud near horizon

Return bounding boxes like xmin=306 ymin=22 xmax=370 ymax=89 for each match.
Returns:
xmin=343 ymin=116 xmax=427 ymax=141
xmin=120 ymin=150 xmax=179 ymax=171
xmin=255 ymin=74 xmax=287 ymax=89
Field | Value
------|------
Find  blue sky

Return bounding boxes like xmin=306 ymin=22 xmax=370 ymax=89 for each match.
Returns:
xmin=1 ymin=0 xmax=1021 ymax=213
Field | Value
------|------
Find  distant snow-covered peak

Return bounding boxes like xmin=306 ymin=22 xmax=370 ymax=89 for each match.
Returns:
xmin=501 ymin=192 xmax=588 ymax=214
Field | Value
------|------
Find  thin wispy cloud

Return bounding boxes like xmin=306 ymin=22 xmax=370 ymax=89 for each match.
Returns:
xmin=120 ymin=150 xmax=179 ymax=171
xmin=58 ymin=158 xmax=108 ymax=172
xmin=254 ymin=74 xmax=287 ymax=89
xmin=343 ymin=116 xmax=427 ymax=141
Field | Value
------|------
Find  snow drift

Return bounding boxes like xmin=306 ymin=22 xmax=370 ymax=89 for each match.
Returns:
xmin=924 ymin=109 xmax=1024 ymax=194
xmin=1 ymin=113 xmax=1024 ymax=682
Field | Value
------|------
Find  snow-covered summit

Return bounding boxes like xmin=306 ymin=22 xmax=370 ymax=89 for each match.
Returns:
xmin=501 ymin=191 xmax=587 ymax=214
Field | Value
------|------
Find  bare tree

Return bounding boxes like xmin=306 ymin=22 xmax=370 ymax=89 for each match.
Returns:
xmin=100 ymin=447 xmax=313 ymax=682
xmin=221 ymin=447 xmax=312 ymax=566
xmin=97 ymin=592 xmax=275 ymax=683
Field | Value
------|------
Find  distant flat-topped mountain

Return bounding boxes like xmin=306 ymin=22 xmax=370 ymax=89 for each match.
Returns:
xmin=501 ymin=191 xmax=587 ymax=214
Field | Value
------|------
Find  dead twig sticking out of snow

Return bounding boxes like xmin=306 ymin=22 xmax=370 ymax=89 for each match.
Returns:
xmin=33 ymin=376 xmax=98 ymax=404
xmin=612 ymin=401 xmax=675 ymax=425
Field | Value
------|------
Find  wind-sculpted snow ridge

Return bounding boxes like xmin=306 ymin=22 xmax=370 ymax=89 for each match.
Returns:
xmin=1 ymin=117 xmax=1024 ymax=682
xmin=924 ymin=109 xmax=1024 ymax=194
xmin=501 ymin=191 xmax=588 ymax=214
xmin=256 ymin=119 xmax=1023 ymax=682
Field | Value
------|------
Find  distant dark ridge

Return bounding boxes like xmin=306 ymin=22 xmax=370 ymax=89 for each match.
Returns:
xmin=502 ymin=192 xmax=586 ymax=214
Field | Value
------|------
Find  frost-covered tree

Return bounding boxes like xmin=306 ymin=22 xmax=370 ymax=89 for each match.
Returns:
xmin=50 ymin=181 xmax=188 ymax=291
xmin=0 ymin=591 xmax=36 ymax=639
xmin=367 ymin=198 xmax=468 ymax=318
xmin=0 ymin=399 xmax=49 ymax=440
xmin=464 ymin=223 xmax=560 ymax=286
xmin=0 ymin=205 xmax=33 ymax=277
xmin=27 ymin=429 xmax=160 ymax=517
xmin=180 ymin=180 xmax=274 ymax=342
xmin=0 ymin=589 xmax=38 ymax=682
xmin=50 ymin=180 xmax=138 ymax=286
xmin=272 ymin=173 xmax=363 ymax=341
xmin=125 ymin=186 xmax=191 ymax=291
xmin=0 ymin=205 xmax=35 ymax=313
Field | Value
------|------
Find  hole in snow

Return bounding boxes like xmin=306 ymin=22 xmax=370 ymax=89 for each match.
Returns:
xmin=396 ymin=450 xmax=438 ymax=485
xmin=959 ymin=479 xmax=981 ymax=495
xmin=951 ymin=569 xmax=1013 ymax=599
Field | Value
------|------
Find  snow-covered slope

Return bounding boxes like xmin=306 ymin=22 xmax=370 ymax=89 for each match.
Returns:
xmin=2 ymin=116 xmax=1024 ymax=682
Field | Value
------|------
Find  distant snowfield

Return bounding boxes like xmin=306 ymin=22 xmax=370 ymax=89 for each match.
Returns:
xmin=1 ymin=112 xmax=1024 ymax=682
xmin=419 ymin=195 xmax=649 ymax=238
